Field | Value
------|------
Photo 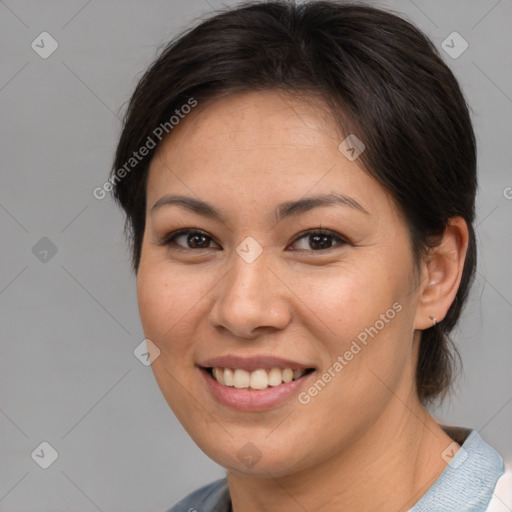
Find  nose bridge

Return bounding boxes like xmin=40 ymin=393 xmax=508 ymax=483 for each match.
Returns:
xmin=209 ymin=238 xmax=291 ymax=336
xmin=226 ymin=239 xmax=272 ymax=305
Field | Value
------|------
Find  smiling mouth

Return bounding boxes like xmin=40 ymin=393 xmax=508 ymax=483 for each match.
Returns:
xmin=203 ymin=366 xmax=315 ymax=391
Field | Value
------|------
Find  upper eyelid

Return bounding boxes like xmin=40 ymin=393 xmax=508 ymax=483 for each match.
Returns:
xmin=158 ymin=228 xmax=220 ymax=249
xmin=292 ymin=228 xmax=347 ymax=241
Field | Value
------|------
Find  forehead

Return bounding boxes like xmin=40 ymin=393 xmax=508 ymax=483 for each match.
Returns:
xmin=153 ymin=89 xmax=340 ymax=156
xmin=145 ymin=90 xmax=394 ymax=217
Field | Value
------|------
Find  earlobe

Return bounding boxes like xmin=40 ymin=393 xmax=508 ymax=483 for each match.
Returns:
xmin=414 ymin=217 xmax=469 ymax=330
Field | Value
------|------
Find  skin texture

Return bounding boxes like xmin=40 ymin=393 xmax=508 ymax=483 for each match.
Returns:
xmin=137 ymin=90 xmax=469 ymax=511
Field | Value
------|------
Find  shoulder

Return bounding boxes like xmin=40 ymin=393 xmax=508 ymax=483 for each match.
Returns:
xmin=165 ymin=478 xmax=230 ymax=512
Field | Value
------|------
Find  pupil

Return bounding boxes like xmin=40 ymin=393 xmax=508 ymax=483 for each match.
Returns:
xmin=311 ymin=234 xmax=331 ymax=250
xmin=189 ymin=233 xmax=208 ymax=248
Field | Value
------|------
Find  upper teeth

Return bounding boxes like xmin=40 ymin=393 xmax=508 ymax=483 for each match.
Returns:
xmin=212 ymin=367 xmax=307 ymax=390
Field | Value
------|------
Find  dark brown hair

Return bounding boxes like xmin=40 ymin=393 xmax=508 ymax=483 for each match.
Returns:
xmin=111 ymin=0 xmax=477 ymax=405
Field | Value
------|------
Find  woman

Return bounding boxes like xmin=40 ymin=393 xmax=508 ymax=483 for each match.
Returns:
xmin=110 ymin=1 xmax=506 ymax=510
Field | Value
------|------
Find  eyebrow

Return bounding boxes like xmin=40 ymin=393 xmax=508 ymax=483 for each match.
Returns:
xmin=151 ymin=192 xmax=369 ymax=221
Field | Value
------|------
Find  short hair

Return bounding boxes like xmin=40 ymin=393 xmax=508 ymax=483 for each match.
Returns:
xmin=111 ymin=0 xmax=477 ymax=405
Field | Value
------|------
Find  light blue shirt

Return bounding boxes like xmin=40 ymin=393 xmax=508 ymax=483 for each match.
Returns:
xmin=166 ymin=426 xmax=504 ymax=512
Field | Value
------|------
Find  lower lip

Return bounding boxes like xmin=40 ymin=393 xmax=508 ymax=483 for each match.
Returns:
xmin=201 ymin=368 xmax=314 ymax=411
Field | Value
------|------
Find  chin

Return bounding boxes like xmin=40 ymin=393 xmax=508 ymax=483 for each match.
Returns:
xmin=193 ymin=433 xmax=309 ymax=477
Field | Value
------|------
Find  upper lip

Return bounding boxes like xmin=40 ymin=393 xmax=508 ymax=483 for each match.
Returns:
xmin=200 ymin=355 xmax=315 ymax=372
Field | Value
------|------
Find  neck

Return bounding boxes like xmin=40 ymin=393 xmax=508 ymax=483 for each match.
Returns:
xmin=227 ymin=397 xmax=455 ymax=512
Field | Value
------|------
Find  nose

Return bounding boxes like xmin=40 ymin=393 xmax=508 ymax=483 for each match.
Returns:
xmin=208 ymin=247 xmax=292 ymax=339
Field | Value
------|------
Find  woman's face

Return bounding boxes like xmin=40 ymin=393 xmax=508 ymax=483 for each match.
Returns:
xmin=137 ymin=90 xmax=425 ymax=476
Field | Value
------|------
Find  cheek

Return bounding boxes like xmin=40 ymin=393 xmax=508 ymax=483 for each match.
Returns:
xmin=291 ymin=261 xmax=402 ymax=341
xmin=136 ymin=260 xmax=201 ymax=355
xmin=295 ymin=259 xmax=416 ymax=396
xmin=136 ymin=261 xmax=205 ymax=416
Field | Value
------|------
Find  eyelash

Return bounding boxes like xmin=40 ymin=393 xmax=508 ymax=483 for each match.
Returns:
xmin=159 ymin=228 xmax=350 ymax=253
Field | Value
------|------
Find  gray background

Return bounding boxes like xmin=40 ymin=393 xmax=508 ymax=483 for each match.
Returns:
xmin=0 ymin=0 xmax=510 ymax=511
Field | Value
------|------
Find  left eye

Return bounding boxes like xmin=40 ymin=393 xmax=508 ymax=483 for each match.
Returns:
xmin=289 ymin=229 xmax=348 ymax=251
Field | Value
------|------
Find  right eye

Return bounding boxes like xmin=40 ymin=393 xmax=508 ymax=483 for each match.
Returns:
xmin=160 ymin=228 xmax=220 ymax=251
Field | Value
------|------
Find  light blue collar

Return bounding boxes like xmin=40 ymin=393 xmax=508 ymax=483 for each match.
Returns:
xmin=409 ymin=426 xmax=504 ymax=511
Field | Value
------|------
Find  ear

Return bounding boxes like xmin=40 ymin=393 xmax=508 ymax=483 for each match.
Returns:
xmin=414 ymin=217 xmax=469 ymax=330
